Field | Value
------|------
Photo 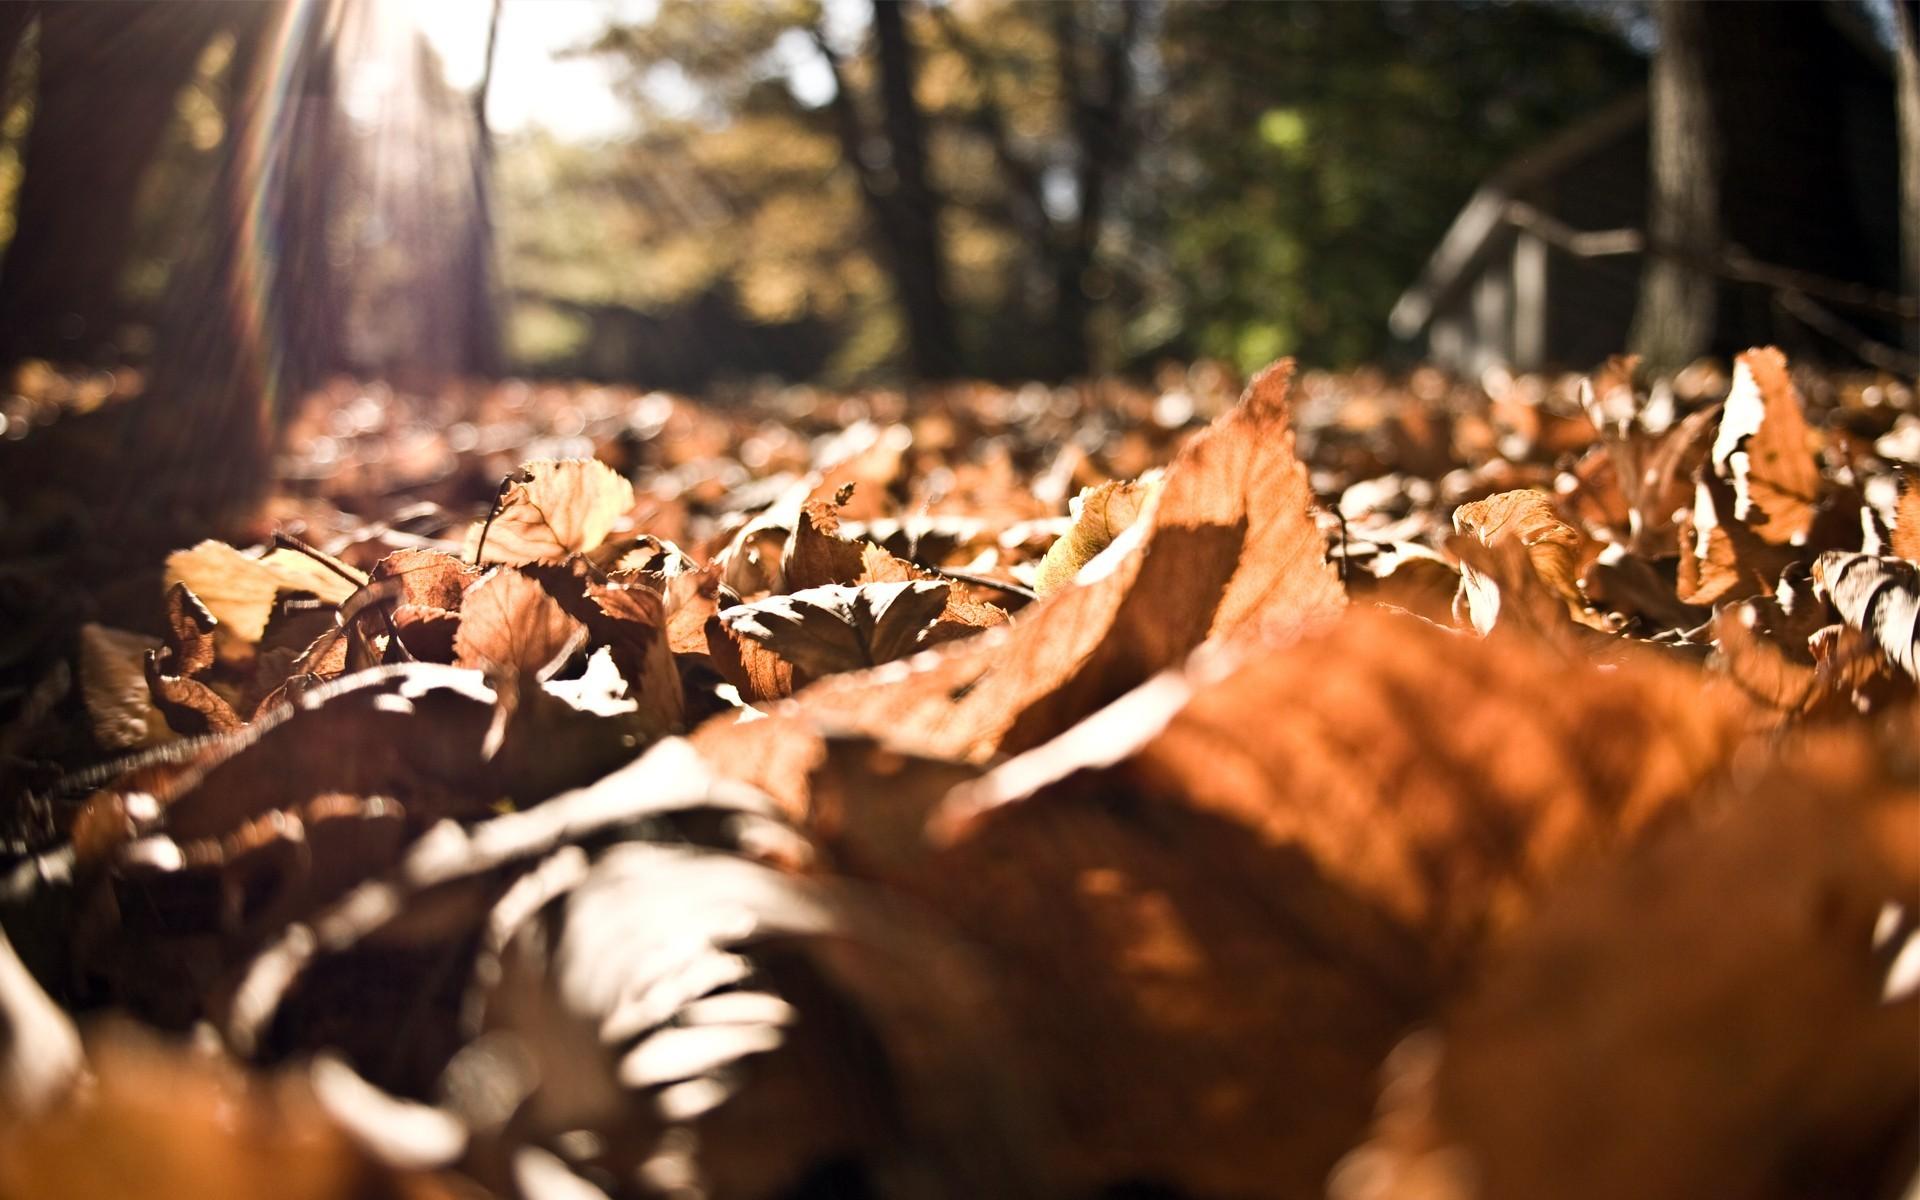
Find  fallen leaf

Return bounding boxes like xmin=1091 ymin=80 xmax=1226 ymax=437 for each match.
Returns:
xmin=779 ymin=360 xmax=1345 ymax=766
xmin=471 ymin=460 xmax=635 ymax=566
xmin=0 ymin=1024 xmax=463 ymax=1200
xmin=1338 ymin=732 xmax=1918 ymax=1200
xmin=1893 ymin=471 xmax=1920 ymax=563
xmin=541 ymin=562 xmax=685 ymax=732
xmin=143 ymin=648 xmax=242 ymax=737
xmin=883 ymin=608 xmax=1747 ymax=1196
xmin=1450 ymin=490 xmax=1595 ymax=631
xmin=1814 ymin=551 xmax=1920 ymax=680
xmin=1033 ymin=478 xmax=1157 ymax=594
xmin=781 ymin=499 xmax=868 ymax=590
xmin=1675 ymin=470 xmax=1794 ymax=606
xmin=368 ymin=549 xmax=481 ymax=610
xmin=1709 ymin=347 xmax=1821 ymax=545
xmin=721 ymin=581 xmax=950 ymax=679
xmin=165 ymin=541 xmax=359 ymax=650
xmin=158 ymin=583 xmax=219 ymax=680
xmin=77 ymin=624 xmax=173 ymax=750
xmin=453 ymin=568 xmax=585 ymax=680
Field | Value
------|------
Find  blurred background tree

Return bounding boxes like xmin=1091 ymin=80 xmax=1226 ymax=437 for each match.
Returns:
xmin=496 ymin=0 xmax=1641 ymax=384
xmin=0 ymin=0 xmax=1911 ymax=405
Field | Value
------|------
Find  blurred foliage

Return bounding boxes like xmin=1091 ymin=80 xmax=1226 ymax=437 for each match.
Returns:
xmin=0 ymin=23 xmax=34 ymax=254
xmin=1157 ymin=0 xmax=1642 ymax=368
xmin=122 ymin=34 xmax=234 ymax=326
xmin=497 ymin=0 xmax=1643 ymax=382
xmin=0 ymin=0 xmax=1647 ymax=385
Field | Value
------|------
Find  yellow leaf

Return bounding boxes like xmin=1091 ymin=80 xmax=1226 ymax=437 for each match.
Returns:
xmin=1033 ymin=478 xmax=1159 ymax=595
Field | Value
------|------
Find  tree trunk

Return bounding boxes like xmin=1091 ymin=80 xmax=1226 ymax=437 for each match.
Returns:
xmin=456 ymin=0 xmax=505 ymax=378
xmin=1050 ymin=1 xmax=1141 ymax=379
xmin=1629 ymin=0 xmax=1719 ymax=374
xmin=131 ymin=0 xmax=320 ymax=516
xmin=1896 ymin=0 xmax=1920 ymax=351
xmin=0 ymin=5 xmax=32 ymax=101
xmin=0 ymin=3 xmax=227 ymax=366
xmin=869 ymin=0 xmax=957 ymax=379
xmin=281 ymin=6 xmax=346 ymax=396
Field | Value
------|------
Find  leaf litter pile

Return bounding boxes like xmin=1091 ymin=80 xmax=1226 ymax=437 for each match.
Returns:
xmin=0 ymin=350 xmax=1916 ymax=1199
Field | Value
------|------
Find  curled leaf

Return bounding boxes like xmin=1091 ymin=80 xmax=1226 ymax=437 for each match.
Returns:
xmin=1813 ymin=551 xmax=1920 ymax=680
xmin=1033 ymin=478 xmax=1157 ymax=595
xmin=1451 ymin=491 xmax=1583 ymax=609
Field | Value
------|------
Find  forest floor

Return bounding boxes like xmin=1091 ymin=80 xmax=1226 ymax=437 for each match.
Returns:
xmin=0 ymin=352 xmax=1914 ymax=1200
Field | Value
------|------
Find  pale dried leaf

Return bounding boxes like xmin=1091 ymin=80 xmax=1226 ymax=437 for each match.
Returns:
xmin=1033 ymin=478 xmax=1157 ymax=594
xmin=1814 ymin=551 xmax=1920 ymax=680
xmin=165 ymin=541 xmax=358 ymax=648
xmin=472 ymin=460 xmax=635 ymax=565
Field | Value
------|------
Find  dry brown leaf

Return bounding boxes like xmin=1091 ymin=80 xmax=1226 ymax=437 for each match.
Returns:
xmin=1675 ymin=470 xmax=1795 ymax=607
xmin=722 ymin=581 xmax=951 ymax=679
xmin=665 ymin=563 xmax=723 ymax=656
xmin=165 ymin=541 xmax=359 ymax=651
xmin=1892 ymin=470 xmax=1920 ymax=563
xmin=1712 ymin=603 xmax=1821 ymax=714
xmin=782 ymin=498 xmax=868 ymax=590
xmin=0 ymin=1027 xmax=463 ymax=1200
xmin=542 ymin=563 xmax=685 ymax=731
xmin=770 ymin=359 xmax=1345 ymax=767
xmin=387 ymin=604 xmax=460 ymax=663
xmin=76 ymin=624 xmax=174 ymax=750
xmin=1450 ymin=490 xmax=1595 ymax=631
xmin=453 ymin=568 xmax=585 ymax=680
xmin=1450 ymin=490 xmax=1583 ymax=600
xmin=1709 ymin=347 xmax=1821 ymax=545
xmin=141 ymin=582 xmax=243 ymax=735
xmin=143 ymin=650 xmax=242 ymax=737
xmin=1338 ymin=732 xmax=1919 ymax=1200
xmin=368 ymin=549 xmax=481 ymax=610
xmin=471 ymin=459 xmax=635 ymax=565
xmin=1033 ymin=478 xmax=1157 ymax=594
xmin=706 ymin=614 xmax=802 ymax=703
xmin=878 ymin=608 xmax=1748 ymax=1197
xmin=1814 ymin=551 xmax=1920 ymax=680
xmin=856 ymin=543 xmax=1009 ymax=646
xmin=158 ymin=583 xmax=219 ymax=679
xmin=1580 ymin=544 xmax=1705 ymax=632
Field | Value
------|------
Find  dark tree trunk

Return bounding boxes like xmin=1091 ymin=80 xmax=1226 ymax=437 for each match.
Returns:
xmin=1050 ymin=1 xmax=1141 ymax=379
xmin=869 ymin=0 xmax=956 ymax=379
xmin=0 ymin=3 xmax=227 ymax=366
xmin=0 ymin=5 xmax=32 ymax=98
xmin=1629 ymin=0 xmax=1719 ymax=373
xmin=131 ymin=0 xmax=322 ymax=516
xmin=1896 ymin=0 xmax=1920 ymax=350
